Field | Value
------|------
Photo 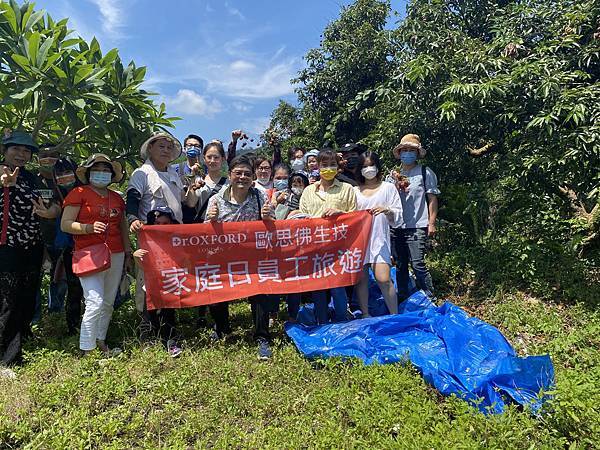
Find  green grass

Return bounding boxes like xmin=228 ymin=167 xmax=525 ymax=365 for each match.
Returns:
xmin=1 ymin=286 xmax=599 ymax=448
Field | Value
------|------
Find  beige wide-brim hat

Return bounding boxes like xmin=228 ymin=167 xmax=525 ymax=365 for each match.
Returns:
xmin=76 ymin=153 xmax=124 ymax=184
xmin=393 ymin=133 xmax=426 ymax=159
xmin=139 ymin=131 xmax=182 ymax=162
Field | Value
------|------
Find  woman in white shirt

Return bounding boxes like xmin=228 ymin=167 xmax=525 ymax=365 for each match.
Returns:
xmin=354 ymin=151 xmax=402 ymax=317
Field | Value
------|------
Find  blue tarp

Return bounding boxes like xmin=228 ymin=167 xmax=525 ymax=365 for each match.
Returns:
xmin=286 ymin=290 xmax=554 ymax=414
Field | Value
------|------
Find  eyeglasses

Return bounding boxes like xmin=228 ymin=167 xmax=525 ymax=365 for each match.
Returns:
xmin=231 ymin=170 xmax=252 ymax=178
xmin=257 ymin=166 xmax=271 ymax=172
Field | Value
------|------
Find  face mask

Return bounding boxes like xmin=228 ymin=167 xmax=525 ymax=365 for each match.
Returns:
xmin=39 ymin=157 xmax=58 ymax=169
xmin=56 ymin=173 xmax=76 ymax=188
xmin=319 ymin=167 xmax=337 ymax=181
xmin=345 ymin=155 xmax=359 ymax=170
xmin=274 ymin=179 xmax=288 ymax=192
xmin=256 ymin=176 xmax=270 ymax=186
xmin=186 ymin=147 xmax=200 ymax=159
xmin=400 ymin=152 xmax=417 ymax=164
xmin=361 ymin=166 xmax=378 ymax=180
xmin=89 ymin=171 xmax=112 ymax=188
xmin=291 ymin=186 xmax=304 ymax=196
xmin=291 ymin=159 xmax=305 ymax=172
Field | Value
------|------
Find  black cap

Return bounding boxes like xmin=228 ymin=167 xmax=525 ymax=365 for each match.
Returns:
xmin=146 ymin=206 xmax=179 ymax=225
xmin=340 ymin=143 xmax=367 ymax=154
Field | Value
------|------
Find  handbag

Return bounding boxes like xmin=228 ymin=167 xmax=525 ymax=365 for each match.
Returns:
xmin=72 ymin=190 xmax=112 ymax=276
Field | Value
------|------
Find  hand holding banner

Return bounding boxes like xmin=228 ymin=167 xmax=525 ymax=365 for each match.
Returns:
xmin=138 ymin=211 xmax=373 ymax=310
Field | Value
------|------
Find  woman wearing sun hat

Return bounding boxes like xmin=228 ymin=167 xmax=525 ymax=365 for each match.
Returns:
xmin=386 ymin=134 xmax=440 ymax=302
xmin=0 ymin=131 xmax=61 ymax=371
xmin=61 ymin=153 xmax=132 ymax=356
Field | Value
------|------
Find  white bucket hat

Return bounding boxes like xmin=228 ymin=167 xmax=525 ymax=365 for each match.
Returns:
xmin=139 ymin=131 xmax=182 ymax=162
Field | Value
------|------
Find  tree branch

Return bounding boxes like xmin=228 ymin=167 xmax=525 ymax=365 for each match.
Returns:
xmin=468 ymin=142 xmax=495 ymax=157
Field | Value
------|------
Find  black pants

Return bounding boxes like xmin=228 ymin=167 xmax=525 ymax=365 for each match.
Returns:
xmin=211 ymin=295 xmax=274 ymax=342
xmin=62 ymin=248 xmax=84 ymax=334
xmin=140 ymin=296 xmax=178 ymax=346
xmin=0 ymin=269 xmax=41 ymax=366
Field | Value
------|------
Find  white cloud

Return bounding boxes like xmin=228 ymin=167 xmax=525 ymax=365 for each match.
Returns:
xmin=88 ymin=0 xmax=124 ymax=38
xmin=232 ymin=102 xmax=252 ymax=113
xmin=164 ymin=89 xmax=224 ymax=118
xmin=241 ymin=116 xmax=271 ymax=135
xmin=209 ymin=58 xmax=299 ymax=99
xmin=230 ymin=60 xmax=256 ymax=71
xmin=224 ymin=1 xmax=245 ymax=20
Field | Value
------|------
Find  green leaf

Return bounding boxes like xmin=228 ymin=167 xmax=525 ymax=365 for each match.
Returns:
xmin=10 ymin=80 xmax=43 ymax=100
xmin=28 ymin=31 xmax=41 ymax=66
xmin=36 ymin=35 xmax=54 ymax=69
xmin=24 ymin=9 xmax=45 ymax=31
xmin=0 ymin=2 xmax=18 ymax=34
xmin=11 ymin=53 xmax=31 ymax=71
xmin=73 ymin=98 xmax=87 ymax=109
xmin=83 ymin=92 xmax=114 ymax=105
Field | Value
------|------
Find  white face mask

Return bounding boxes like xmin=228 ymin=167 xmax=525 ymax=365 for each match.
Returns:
xmin=291 ymin=186 xmax=304 ymax=196
xmin=361 ymin=166 xmax=378 ymax=180
xmin=256 ymin=176 xmax=270 ymax=186
xmin=89 ymin=171 xmax=112 ymax=187
xmin=291 ymin=159 xmax=305 ymax=171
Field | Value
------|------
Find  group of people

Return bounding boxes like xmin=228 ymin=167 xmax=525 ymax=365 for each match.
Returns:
xmin=0 ymin=127 xmax=439 ymax=368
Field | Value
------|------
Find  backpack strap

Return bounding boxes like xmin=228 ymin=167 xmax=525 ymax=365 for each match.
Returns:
xmin=254 ymin=188 xmax=262 ymax=220
xmin=421 ymin=165 xmax=430 ymax=208
xmin=195 ymin=177 xmax=227 ymax=222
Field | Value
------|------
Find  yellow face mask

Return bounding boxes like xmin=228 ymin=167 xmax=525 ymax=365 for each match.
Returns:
xmin=319 ymin=167 xmax=337 ymax=181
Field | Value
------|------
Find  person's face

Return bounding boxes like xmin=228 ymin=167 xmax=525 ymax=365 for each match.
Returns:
xmin=230 ymin=164 xmax=253 ymax=189
xmin=155 ymin=215 xmax=173 ymax=225
xmin=291 ymin=176 xmax=305 ymax=190
xmin=55 ymin=169 xmax=76 ymax=188
xmin=91 ymin=162 xmax=113 ymax=174
xmin=38 ymin=150 xmax=59 ymax=169
xmin=399 ymin=148 xmax=418 ymax=160
xmin=318 ymin=158 xmax=338 ymax=170
xmin=3 ymin=145 xmax=32 ymax=167
xmin=255 ymin=161 xmax=272 ymax=179
xmin=341 ymin=150 xmax=359 ymax=166
xmin=363 ymin=157 xmax=374 ymax=169
xmin=293 ymin=149 xmax=304 ymax=160
xmin=148 ymin=138 xmax=174 ymax=166
xmin=307 ymin=155 xmax=318 ymax=170
xmin=184 ymin=138 xmax=202 ymax=149
xmin=204 ymin=147 xmax=223 ymax=171
xmin=273 ymin=168 xmax=289 ymax=181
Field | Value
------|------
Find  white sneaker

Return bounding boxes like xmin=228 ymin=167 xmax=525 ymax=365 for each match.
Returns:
xmin=0 ymin=367 xmax=16 ymax=379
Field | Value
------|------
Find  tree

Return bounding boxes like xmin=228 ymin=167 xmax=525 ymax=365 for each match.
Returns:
xmin=270 ymin=0 xmax=600 ymax=299
xmin=0 ymin=0 xmax=178 ymax=166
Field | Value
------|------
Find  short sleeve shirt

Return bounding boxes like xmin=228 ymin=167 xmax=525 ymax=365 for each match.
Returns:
xmin=63 ymin=186 xmax=125 ymax=253
xmin=127 ymin=163 xmax=184 ymax=223
xmin=299 ymin=179 xmax=357 ymax=218
xmin=386 ymin=165 xmax=440 ymax=228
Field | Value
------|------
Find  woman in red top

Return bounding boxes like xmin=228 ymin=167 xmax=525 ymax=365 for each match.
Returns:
xmin=61 ymin=154 xmax=132 ymax=356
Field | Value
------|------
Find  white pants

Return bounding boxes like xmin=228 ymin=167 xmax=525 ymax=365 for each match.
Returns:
xmin=79 ymin=252 xmax=125 ymax=351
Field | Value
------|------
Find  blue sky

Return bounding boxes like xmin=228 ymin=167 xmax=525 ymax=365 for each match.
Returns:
xmin=33 ymin=0 xmax=407 ymax=145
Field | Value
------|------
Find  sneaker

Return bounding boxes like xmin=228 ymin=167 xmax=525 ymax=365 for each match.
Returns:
xmin=167 ymin=340 xmax=182 ymax=358
xmin=0 ymin=367 xmax=16 ymax=379
xmin=257 ymin=339 xmax=272 ymax=360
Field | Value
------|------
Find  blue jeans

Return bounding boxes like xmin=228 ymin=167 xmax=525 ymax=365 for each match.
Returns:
xmin=392 ymin=227 xmax=434 ymax=301
xmin=312 ymin=287 xmax=348 ymax=324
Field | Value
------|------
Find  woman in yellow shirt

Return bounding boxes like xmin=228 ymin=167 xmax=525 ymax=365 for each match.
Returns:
xmin=299 ymin=149 xmax=357 ymax=323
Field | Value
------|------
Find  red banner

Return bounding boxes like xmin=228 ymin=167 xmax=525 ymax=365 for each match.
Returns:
xmin=139 ymin=211 xmax=373 ymax=310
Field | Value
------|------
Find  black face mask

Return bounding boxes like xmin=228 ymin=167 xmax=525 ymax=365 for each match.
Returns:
xmin=345 ymin=154 xmax=359 ymax=170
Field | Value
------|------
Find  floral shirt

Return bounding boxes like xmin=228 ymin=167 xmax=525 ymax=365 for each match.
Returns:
xmin=205 ymin=185 xmax=266 ymax=223
xmin=0 ymin=167 xmax=43 ymax=250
